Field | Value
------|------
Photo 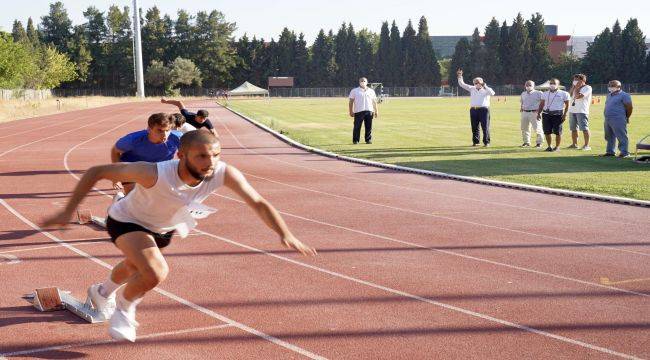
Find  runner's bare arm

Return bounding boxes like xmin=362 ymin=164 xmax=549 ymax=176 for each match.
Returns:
xmin=41 ymin=162 xmax=157 ymax=228
xmin=160 ymin=98 xmax=186 ymax=111
xmin=110 ymin=145 xmax=125 ymax=189
xmin=223 ymin=165 xmax=317 ymax=256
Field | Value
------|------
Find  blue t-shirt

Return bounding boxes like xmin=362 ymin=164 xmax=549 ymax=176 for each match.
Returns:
xmin=115 ymin=130 xmax=181 ymax=162
xmin=604 ymin=91 xmax=632 ymax=122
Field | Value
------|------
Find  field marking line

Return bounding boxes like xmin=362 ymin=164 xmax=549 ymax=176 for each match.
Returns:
xmin=54 ymin=112 xmax=326 ymax=359
xmin=212 ymin=192 xmax=650 ymax=299
xmin=217 ymin=107 xmax=647 ymax=227
xmin=0 ymin=324 xmax=234 ymax=357
xmin=194 ymin=228 xmax=642 ymax=360
xmin=237 ymin=170 xmax=649 ymax=258
xmin=600 ymin=277 xmax=650 ymax=286
xmin=0 ymin=117 xmax=84 ymax=140
xmin=0 ymin=241 xmax=106 ymax=255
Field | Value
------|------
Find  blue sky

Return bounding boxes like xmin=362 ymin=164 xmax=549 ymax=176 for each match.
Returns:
xmin=3 ymin=0 xmax=649 ymax=43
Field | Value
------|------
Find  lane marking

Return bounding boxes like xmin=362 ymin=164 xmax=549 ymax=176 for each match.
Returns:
xmin=0 ymin=254 xmax=21 ymax=265
xmin=0 ymin=240 xmax=106 ymax=254
xmin=237 ymin=171 xmax=649 ymax=257
xmin=195 ymin=228 xmax=643 ymax=360
xmin=600 ymin=277 xmax=650 ymax=286
xmin=217 ymin=114 xmax=648 ymax=227
xmin=0 ymin=324 xmax=234 ymax=357
xmin=212 ymin=192 xmax=650 ymax=299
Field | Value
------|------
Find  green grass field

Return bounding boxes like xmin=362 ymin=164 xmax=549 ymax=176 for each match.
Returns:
xmin=225 ymin=95 xmax=650 ymax=200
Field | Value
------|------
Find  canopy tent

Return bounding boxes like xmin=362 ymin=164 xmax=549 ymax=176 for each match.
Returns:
xmin=229 ymin=81 xmax=269 ymax=96
xmin=535 ymin=81 xmax=566 ymax=90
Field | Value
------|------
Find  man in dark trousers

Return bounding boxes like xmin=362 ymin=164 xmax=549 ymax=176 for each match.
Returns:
xmin=160 ymin=98 xmax=218 ymax=137
xmin=457 ymin=69 xmax=496 ymax=147
xmin=348 ymin=77 xmax=379 ymax=144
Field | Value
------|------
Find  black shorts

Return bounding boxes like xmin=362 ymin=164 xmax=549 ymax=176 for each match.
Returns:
xmin=106 ymin=216 xmax=175 ymax=248
xmin=542 ymin=112 xmax=564 ymax=135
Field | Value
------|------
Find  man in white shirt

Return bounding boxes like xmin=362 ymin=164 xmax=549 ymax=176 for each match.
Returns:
xmin=537 ymin=78 xmax=570 ymax=152
xmin=568 ymin=73 xmax=593 ymax=150
xmin=457 ymin=69 xmax=496 ymax=147
xmin=520 ymin=80 xmax=543 ymax=147
xmin=348 ymin=77 xmax=379 ymax=144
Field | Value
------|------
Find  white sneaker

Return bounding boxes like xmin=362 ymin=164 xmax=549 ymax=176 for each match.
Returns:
xmin=87 ymin=283 xmax=116 ymax=319
xmin=109 ymin=308 xmax=139 ymax=342
xmin=581 ymin=146 xmax=592 ymax=151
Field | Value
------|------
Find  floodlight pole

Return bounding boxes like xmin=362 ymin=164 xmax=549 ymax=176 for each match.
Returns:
xmin=132 ymin=0 xmax=145 ymax=98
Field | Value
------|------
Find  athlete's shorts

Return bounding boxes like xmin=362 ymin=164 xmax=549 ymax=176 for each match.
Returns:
xmin=106 ymin=216 xmax=175 ymax=248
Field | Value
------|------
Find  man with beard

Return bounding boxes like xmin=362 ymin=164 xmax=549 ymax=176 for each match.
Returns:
xmin=42 ymin=130 xmax=316 ymax=343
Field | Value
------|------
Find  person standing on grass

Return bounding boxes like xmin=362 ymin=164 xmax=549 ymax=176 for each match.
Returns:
xmin=111 ymin=113 xmax=180 ymax=195
xmin=568 ymin=74 xmax=593 ymax=150
xmin=160 ymin=98 xmax=218 ymax=137
xmin=457 ymin=69 xmax=495 ymax=147
xmin=537 ymin=78 xmax=570 ymax=152
xmin=41 ymin=131 xmax=316 ymax=343
xmin=520 ymin=80 xmax=544 ymax=148
xmin=602 ymin=80 xmax=633 ymax=158
xmin=348 ymin=77 xmax=379 ymax=144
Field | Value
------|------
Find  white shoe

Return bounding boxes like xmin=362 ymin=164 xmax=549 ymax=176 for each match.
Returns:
xmin=87 ymin=283 xmax=116 ymax=319
xmin=109 ymin=308 xmax=139 ymax=342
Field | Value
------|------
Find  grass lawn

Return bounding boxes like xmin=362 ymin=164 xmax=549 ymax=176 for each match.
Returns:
xmin=224 ymin=96 xmax=650 ymax=200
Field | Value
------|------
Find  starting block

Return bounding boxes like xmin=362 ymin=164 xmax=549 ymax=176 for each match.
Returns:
xmin=77 ymin=209 xmax=107 ymax=228
xmin=23 ymin=287 xmax=107 ymax=323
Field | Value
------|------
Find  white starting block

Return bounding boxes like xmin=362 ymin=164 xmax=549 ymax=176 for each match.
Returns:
xmin=23 ymin=287 xmax=107 ymax=323
xmin=77 ymin=209 xmax=106 ymax=228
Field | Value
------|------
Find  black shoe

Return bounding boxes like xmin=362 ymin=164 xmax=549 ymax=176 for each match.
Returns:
xmin=353 ymin=141 xmax=358 ymax=144
xmin=599 ymin=153 xmax=615 ymax=157
xmin=545 ymin=146 xmax=553 ymax=152
xmin=365 ymin=141 xmax=372 ymax=144
xmin=535 ymin=143 xmax=542 ymax=148
xmin=521 ymin=143 xmax=530 ymax=147
xmin=472 ymin=143 xmax=479 ymax=147
xmin=483 ymin=143 xmax=490 ymax=147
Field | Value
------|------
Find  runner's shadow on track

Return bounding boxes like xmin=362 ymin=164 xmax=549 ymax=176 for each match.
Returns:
xmin=0 ymin=170 xmax=85 ymax=177
xmin=0 ymin=237 xmax=109 ymax=248
xmin=0 ymin=191 xmax=107 ymax=200
xmin=0 ymin=229 xmax=40 ymax=241
xmin=0 ymin=306 xmax=86 ymax=328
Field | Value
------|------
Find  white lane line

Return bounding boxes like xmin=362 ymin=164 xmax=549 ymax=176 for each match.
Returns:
xmin=237 ymin=171 xmax=650 ymax=257
xmin=0 ymin=254 xmax=21 ymax=265
xmin=0 ymin=200 xmax=325 ymax=360
xmin=0 ymin=324 xmax=234 ymax=357
xmin=212 ymin=192 xmax=650 ymax=299
xmin=217 ymin=116 xmax=646 ymax=227
xmin=0 ymin=117 xmax=83 ymax=140
xmin=194 ymin=228 xmax=642 ymax=360
xmin=0 ymin=240 xmax=107 ymax=254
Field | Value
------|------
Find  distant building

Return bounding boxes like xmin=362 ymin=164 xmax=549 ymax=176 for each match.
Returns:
xmin=430 ymin=36 xmax=471 ymax=58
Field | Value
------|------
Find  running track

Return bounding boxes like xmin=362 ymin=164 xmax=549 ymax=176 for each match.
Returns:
xmin=0 ymin=101 xmax=648 ymax=359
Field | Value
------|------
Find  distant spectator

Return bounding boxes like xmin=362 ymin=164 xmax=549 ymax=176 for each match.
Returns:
xmin=537 ymin=78 xmax=570 ymax=152
xmin=568 ymin=74 xmax=593 ymax=150
xmin=602 ymin=80 xmax=633 ymax=158
xmin=457 ymin=69 xmax=495 ymax=147
xmin=519 ymin=80 xmax=543 ymax=147
xmin=348 ymin=77 xmax=379 ymax=144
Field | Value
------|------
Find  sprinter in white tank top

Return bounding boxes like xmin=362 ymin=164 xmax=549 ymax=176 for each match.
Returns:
xmin=42 ymin=130 xmax=316 ymax=342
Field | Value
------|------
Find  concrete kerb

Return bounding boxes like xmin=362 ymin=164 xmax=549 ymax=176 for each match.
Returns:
xmin=221 ymin=105 xmax=650 ymax=208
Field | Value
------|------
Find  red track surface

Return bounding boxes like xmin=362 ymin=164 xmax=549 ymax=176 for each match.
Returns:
xmin=0 ymin=101 xmax=648 ymax=359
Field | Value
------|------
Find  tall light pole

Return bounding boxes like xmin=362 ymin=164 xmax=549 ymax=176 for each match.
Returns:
xmin=132 ymin=0 xmax=145 ymax=98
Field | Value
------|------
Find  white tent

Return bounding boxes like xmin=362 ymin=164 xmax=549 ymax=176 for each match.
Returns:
xmin=229 ymin=81 xmax=269 ymax=96
xmin=535 ymin=81 xmax=566 ymax=90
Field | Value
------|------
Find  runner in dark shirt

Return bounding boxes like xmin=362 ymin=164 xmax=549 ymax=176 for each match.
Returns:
xmin=160 ymin=98 xmax=218 ymax=137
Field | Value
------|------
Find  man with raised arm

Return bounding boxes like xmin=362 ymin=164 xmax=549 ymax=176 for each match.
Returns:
xmin=457 ymin=69 xmax=495 ymax=147
xmin=160 ymin=98 xmax=218 ymax=137
xmin=42 ymin=131 xmax=316 ymax=342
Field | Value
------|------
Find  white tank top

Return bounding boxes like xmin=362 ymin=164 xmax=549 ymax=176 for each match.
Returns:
xmin=108 ymin=159 xmax=227 ymax=236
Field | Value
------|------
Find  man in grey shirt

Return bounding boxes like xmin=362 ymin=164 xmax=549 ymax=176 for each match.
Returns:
xmin=520 ymin=80 xmax=543 ymax=147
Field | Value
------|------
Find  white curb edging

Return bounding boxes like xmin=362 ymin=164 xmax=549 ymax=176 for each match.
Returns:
xmin=222 ymin=105 xmax=650 ymax=208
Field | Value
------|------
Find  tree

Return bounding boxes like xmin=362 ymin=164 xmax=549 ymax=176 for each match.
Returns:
xmin=173 ymin=10 xmax=194 ymax=60
xmin=31 ymin=46 xmax=77 ymax=88
xmin=620 ymin=18 xmax=646 ymax=82
xmin=105 ymin=5 xmax=133 ymax=89
xmin=309 ymin=29 xmax=337 ymax=86
xmin=469 ymin=28 xmax=486 ymax=80
xmin=11 ymin=20 xmax=28 ymax=43
xmin=192 ymin=10 xmax=238 ymax=87
xmin=375 ymin=22 xmax=391 ymax=84
xmin=582 ymin=27 xmax=616 ymax=84
xmin=388 ymin=21 xmax=401 ymax=85
xmin=40 ymin=1 xmax=72 ymax=53
xmin=276 ymin=27 xmax=296 ymax=76
xmin=497 ymin=20 xmax=510 ymax=83
xmin=231 ymin=34 xmax=252 ymax=86
xmin=483 ymin=18 xmax=501 ymax=83
xmin=526 ymin=13 xmax=552 ymax=83
xmin=145 ymin=60 xmax=171 ymax=88
xmin=170 ymin=57 xmax=202 ymax=86
xmin=552 ymin=53 xmax=582 ymax=85
xmin=142 ymin=6 xmax=168 ymax=67
xmin=0 ymin=34 xmax=35 ymax=88
xmin=82 ymin=6 xmax=107 ymax=86
xmin=505 ymin=13 xmax=529 ymax=84
xmin=448 ymin=37 xmax=472 ymax=86
xmin=401 ymin=20 xmax=417 ymax=86
xmin=357 ymin=29 xmax=375 ymax=81
xmin=67 ymin=25 xmax=92 ymax=83
xmin=26 ymin=17 xmax=40 ymax=45
xmin=413 ymin=16 xmax=440 ymax=86
xmin=293 ymin=33 xmax=309 ymax=86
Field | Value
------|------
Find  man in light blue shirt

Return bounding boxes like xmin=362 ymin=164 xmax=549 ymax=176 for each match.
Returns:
xmin=602 ymin=80 xmax=633 ymax=158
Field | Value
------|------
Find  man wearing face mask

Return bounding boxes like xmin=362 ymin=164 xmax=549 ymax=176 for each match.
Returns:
xmin=457 ymin=69 xmax=495 ymax=147
xmin=520 ymin=80 xmax=543 ymax=147
xmin=602 ymin=80 xmax=633 ymax=158
xmin=568 ymin=74 xmax=593 ymax=150
xmin=348 ymin=77 xmax=379 ymax=144
xmin=537 ymin=78 xmax=570 ymax=152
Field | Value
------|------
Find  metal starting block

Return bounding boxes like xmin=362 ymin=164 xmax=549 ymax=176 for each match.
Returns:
xmin=77 ymin=209 xmax=107 ymax=228
xmin=23 ymin=287 xmax=107 ymax=323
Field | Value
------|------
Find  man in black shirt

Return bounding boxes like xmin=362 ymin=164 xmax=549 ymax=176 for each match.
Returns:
xmin=160 ymin=98 xmax=218 ymax=137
